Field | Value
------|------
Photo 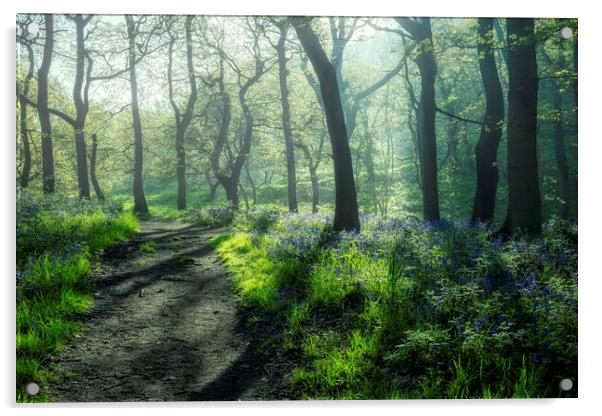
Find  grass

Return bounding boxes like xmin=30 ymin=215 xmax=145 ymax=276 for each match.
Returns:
xmin=139 ymin=241 xmax=157 ymax=254
xmin=16 ymin=192 xmax=139 ymax=402
xmin=212 ymin=209 xmax=578 ymax=399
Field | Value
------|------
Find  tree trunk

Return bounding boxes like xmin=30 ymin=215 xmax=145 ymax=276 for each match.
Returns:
xmin=168 ymin=17 xmax=197 ymax=211
xmin=89 ymin=133 xmax=104 ymax=200
xmin=73 ymin=15 xmax=91 ymax=199
xmin=223 ymin=179 xmax=239 ymax=208
xmin=309 ymin=164 xmax=319 ymax=213
xmin=472 ymin=18 xmax=505 ymax=223
xmin=398 ymin=18 xmax=440 ymax=220
xmin=276 ymin=25 xmax=298 ymax=213
xmin=499 ymin=18 xmax=541 ymax=236
xmin=18 ymin=42 xmax=34 ymax=188
xmin=37 ymin=14 xmax=55 ymax=194
xmin=126 ymin=15 xmax=148 ymax=213
xmin=552 ymin=35 xmax=570 ymax=220
xmin=292 ymin=18 xmax=360 ymax=232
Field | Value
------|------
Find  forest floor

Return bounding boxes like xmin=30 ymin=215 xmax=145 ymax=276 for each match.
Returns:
xmin=46 ymin=218 xmax=294 ymax=402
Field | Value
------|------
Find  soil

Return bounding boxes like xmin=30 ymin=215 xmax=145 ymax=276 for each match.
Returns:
xmin=46 ymin=218 xmax=294 ymax=402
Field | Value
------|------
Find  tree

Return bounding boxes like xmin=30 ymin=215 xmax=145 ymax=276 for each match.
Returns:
xmin=37 ymin=14 xmax=56 ymax=194
xmin=125 ymin=15 xmax=149 ymax=213
xmin=89 ymin=133 xmax=105 ymax=200
xmin=471 ymin=18 xmax=505 ymax=223
xmin=273 ymin=19 xmax=298 ymax=212
xmin=209 ymin=18 xmax=270 ymax=208
xmin=396 ymin=17 xmax=440 ymax=221
xmin=499 ymin=18 xmax=541 ymax=236
xmin=167 ymin=16 xmax=199 ymax=210
xmin=16 ymin=16 xmax=37 ymax=188
xmin=292 ymin=17 xmax=360 ymax=232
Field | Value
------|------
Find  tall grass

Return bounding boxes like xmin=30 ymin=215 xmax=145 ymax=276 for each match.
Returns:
xmin=16 ymin=192 xmax=138 ymax=402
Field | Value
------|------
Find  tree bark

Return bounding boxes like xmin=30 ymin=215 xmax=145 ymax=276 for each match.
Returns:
xmin=472 ymin=18 xmax=505 ymax=223
xmin=37 ymin=14 xmax=55 ymax=194
xmin=18 ymin=41 xmax=34 ymax=188
xmin=397 ymin=17 xmax=440 ymax=221
xmin=552 ymin=34 xmax=570 ymax=220
xmin=72 ymin=15 xmax=91 ymax=199
xmin=126 ymin=15 xmax=149 ymax=213
xmin=89 ymin=133 xmax=104 ymax=200
xmin=499 ymin=18 xmax=541 ymax=236
xmin=276 ymin=24 xmax=298 ymax=212
xmin=292 ymin=18 xmax=360 ymax=232
xmin=168 ymin=16 xmax=197 ymax=210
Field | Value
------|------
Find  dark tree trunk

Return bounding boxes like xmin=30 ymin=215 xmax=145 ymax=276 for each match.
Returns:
xmin=397 ymin=18 xmax=440 ymax=221
xmin=276 ymin=24 xmax=298 ymax=212
xmin=18 ymin=42 xmax=34 ymax=188
xmin=552 ymin=35 xmax=570 ymax=220
xmin=126 ymin=15 xmax=148 ymax=213
xmin=223 ymin=179 xmax=239 ymax=208
xmin=292 ymin=18 xmax=360 ymax=232
xmin=37 ymin=14 xmax=55 ymax=194
xmin=499 ymin=18 xmax=541 ymax=236
xmin=72 ymin=15 xmax=91 ymax=199
xmin=89 ymin=133 xmax=104 ymax=200
xmin=472 ymin=18 xmax=505 ymax=223
xmin=309 ymin=165 xmax=320 ymax=213
xmin=168 ymin=16 xmax=198 ymax=211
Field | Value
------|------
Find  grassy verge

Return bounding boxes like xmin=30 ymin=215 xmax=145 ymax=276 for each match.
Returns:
xmin=213 ymin=209 xmax=577 ymax=399
xmin=16 ymin=192 xmax=139 ymax=402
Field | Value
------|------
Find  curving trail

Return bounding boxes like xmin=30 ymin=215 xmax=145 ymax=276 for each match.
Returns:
xmin=47 ymin=218 xmax=291 ymax=402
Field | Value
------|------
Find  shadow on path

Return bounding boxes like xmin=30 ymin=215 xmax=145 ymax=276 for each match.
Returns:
xmin=46 ymin=218 xmax=293 ymax=402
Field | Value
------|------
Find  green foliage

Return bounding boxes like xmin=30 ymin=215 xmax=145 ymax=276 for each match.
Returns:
xmin=139 ymin=241 xmax=157 ymax=254
xmin=16 ymin=191 xmax=138 ymax=402
xmin=216 ymin=212 xmax=577 ymax=399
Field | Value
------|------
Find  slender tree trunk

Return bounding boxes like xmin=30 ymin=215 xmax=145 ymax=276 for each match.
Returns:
xmin=276 ymin=25 xmax=298 ymax=212
xmin=89 ymin=133 xmax=104 ymax=200
xmin=37 ymin=14 xmax=55 ymax=194
xmin=309 ymin=164 xmax=319 ymax=213
xmin=292 ymin=18 xmax=360 ymax=232
xmin=472 ymin=18 xmax=505 ymax=223
xmin=126 ymin=15 xmax=148 ymax=213
xmin=552 ymin=35 xmax=570 ymax=220
xmin=499 ymin=18 xmax=541 ymax=236
xmin=168 ymin=17 xmax=197 ymax=211
xmin=18 ymin=42 xmax=34 ymax=188
xmin=73 ymin=15 xmax=91 ymax=199
xmin=398 ymin=18 xmax=440 ymax=220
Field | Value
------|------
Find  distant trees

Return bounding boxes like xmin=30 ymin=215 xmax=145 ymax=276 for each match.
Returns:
xmin=499 ymin=18 xmax=541 ymax=236
xmin=292 ymin=17 xmax=360 ymax=232
xmin=471 ymin=18 xmax=505 ymax=223
xmin=396 ymin=17 xmax=440 ymax=221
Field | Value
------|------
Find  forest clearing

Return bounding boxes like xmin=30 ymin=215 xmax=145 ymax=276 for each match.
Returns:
xmin=16 ymin=15 xmax=577 ymax=401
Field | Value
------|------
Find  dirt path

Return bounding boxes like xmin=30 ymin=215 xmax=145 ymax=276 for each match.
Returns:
xmin=47 ymin=218 xmax=292 ymax=402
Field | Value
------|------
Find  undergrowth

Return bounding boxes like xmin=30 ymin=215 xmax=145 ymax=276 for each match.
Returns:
xmin=213 ymin=209 xmax=577 ymax=399
xmin=16 ymin=191 xmax=139 ymax=402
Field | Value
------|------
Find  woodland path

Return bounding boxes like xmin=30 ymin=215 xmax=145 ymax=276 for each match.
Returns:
xmin=47 ymin=218 xmax=292 ymax=402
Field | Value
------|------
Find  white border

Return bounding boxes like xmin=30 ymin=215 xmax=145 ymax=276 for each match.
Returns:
xmin=2 ymin=1 xmax=600 ymax=416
